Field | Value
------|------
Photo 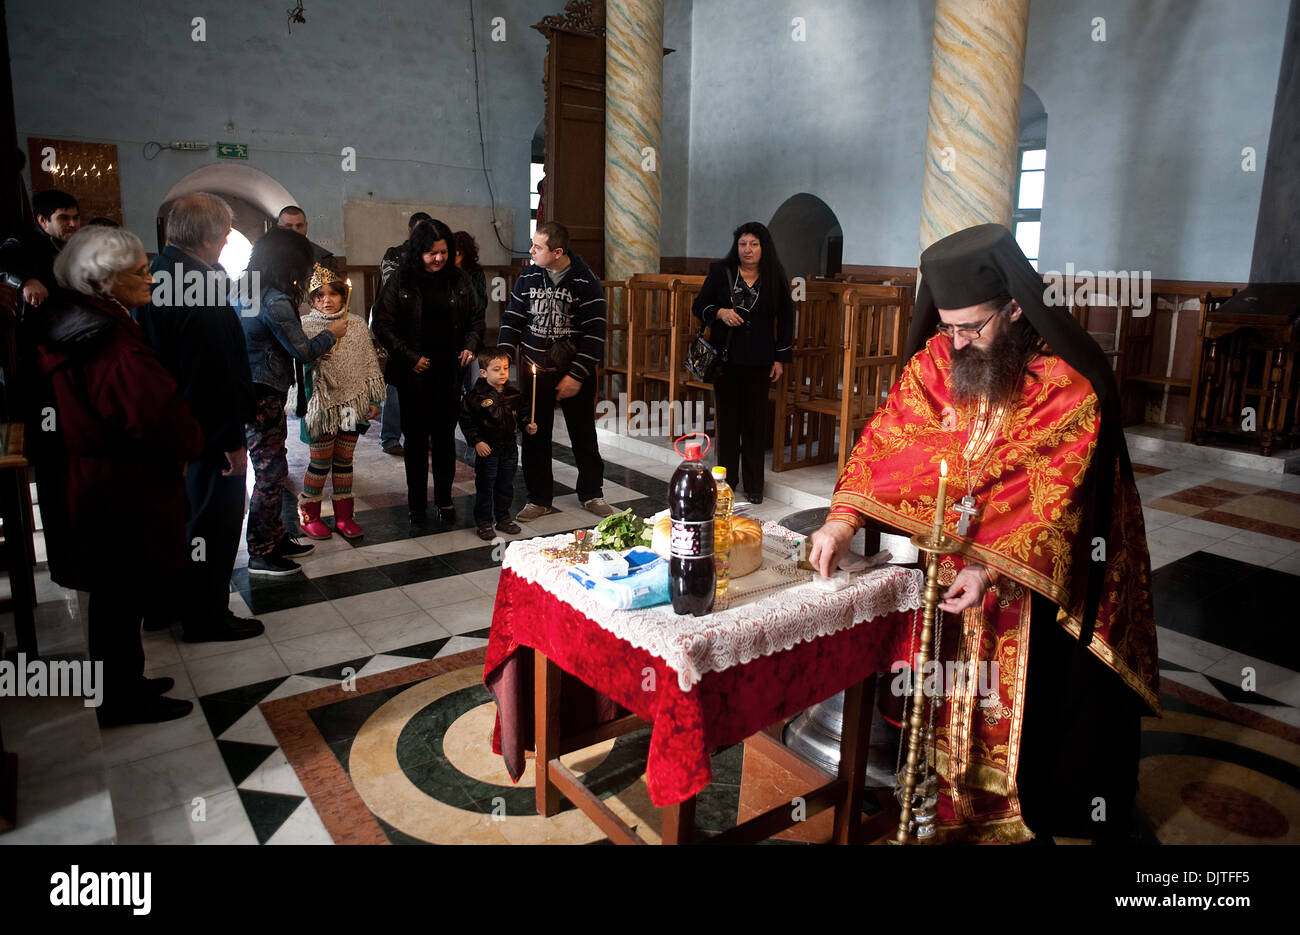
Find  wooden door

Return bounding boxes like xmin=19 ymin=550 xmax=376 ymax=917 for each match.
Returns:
xmin=543 ymin=29 xmax=605 ymax=277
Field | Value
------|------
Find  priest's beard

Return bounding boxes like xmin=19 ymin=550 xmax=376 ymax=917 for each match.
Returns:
xmin=950 ymin=319 xmax=1033 ymax=408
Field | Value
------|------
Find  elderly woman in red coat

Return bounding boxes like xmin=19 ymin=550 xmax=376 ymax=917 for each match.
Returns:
xmin=34 ymin=226 xmax=203 ymax=726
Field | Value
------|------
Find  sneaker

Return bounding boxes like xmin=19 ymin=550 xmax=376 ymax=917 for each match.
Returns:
xmin=496 ymin=520 xmax=522 ymax=535
xmin=515 ymin=502 xmax=554 ymax=523
xmin=384 ymin=444 xmax=405 ymax=456
xmin=274 ymin=536 xmax=315 ymax=558
xmin=476 ymin=524 xmax=495 ymax=541
xmin=248 ymin=553 xmax=302 ymax=577
xmin=583 ymin=497 xmax=616 ymax=518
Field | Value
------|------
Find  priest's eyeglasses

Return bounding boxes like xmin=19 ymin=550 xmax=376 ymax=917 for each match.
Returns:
xmin=935 ymin=304 xmax=1007 ymax=341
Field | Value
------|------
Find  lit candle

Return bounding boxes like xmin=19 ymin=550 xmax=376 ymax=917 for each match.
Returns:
xmin=530 ymin=363 xmax=537 ymax=424
xmin=932 ymin=459 xmax=948 ymax=542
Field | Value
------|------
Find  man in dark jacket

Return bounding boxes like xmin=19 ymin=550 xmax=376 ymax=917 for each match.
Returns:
xmin=276 ymin=205 xmax=337 ymax=271
xmin=497 ymin=221 xmax=612 ymax=522
xmin=0 ymin=189 xmax=80 ymax=418
xmin=0 ymin=188 xmax=79 ymax=306
xmin=137 ymin=193 xmax=264 ymax=642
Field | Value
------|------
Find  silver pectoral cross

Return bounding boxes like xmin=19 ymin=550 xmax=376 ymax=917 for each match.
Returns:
xmin=955 ymin=495 xmax=978 ymax=536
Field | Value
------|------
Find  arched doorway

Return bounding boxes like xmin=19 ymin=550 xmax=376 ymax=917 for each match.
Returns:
xmin=766 ymin=193 xmax=843 ymax=281
xmin=156 ymin=164 xmax=299 ymax=271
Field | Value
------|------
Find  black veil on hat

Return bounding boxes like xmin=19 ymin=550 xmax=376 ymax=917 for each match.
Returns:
xmin=907 ymin=223 xmax=1132 ymax=648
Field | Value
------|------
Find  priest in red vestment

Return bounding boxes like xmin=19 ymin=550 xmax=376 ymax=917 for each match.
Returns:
xmin=809 ymin=224 xmax=1159 ymax=844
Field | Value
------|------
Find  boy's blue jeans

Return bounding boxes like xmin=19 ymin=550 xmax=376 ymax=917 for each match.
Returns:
xmin=474 ymin=443 xmax=518 ymax=526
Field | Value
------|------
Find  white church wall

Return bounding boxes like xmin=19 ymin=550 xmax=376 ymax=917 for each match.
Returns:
xmin=1025 ymin=0 xmax=1289 ymax=282
xmin=7 ymin=0 xmax=550 ymax=260
xmin=684 ymin=0 xmax=933 ymax=266
xmin=681 ymin=0 xmax=1291 ymax=282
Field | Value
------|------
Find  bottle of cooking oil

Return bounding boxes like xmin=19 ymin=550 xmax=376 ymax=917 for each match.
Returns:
xmin=712 ymin=466 xmax=733 ymax=607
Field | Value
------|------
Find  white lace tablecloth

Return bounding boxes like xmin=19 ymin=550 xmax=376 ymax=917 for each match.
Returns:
xmin=501 ymin=523 xmax=924 ymax=691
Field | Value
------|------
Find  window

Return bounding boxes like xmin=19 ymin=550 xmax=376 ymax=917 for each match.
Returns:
xmin=1013 ymin=147 xmax=1045 ymax=270
xmin=529 ymin=162 xmax=544 ymax=240
xmin=219 ymin=228 xmax=252 ymax=278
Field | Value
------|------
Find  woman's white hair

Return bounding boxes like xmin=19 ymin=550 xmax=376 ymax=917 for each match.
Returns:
xmin=53 ymin=226 xmax=145 ymax=297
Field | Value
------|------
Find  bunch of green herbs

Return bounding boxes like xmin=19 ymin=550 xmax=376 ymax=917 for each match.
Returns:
xmin=590 ymin=508 xmax=652 ymax=551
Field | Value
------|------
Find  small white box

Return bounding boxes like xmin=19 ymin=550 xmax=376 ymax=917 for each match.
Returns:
xmin=586 ymin=550 xmax=629 ymax=578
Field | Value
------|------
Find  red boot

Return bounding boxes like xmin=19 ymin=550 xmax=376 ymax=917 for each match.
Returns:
xmin=333 ymin=496 xmax=364 ymax=539
xmin=298 ymin=497 xmax=332 ymax=540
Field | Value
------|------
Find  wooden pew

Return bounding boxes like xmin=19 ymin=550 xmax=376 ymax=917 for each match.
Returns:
xmin=772 ymin=282 xmax=911 ymax=472
xmin=599 ymin=279 xmax=629 ymax=406
xmin=773 ymin=280 xmax=847 ymax=471
xmin=666 ymin=276 xmax=709 ymax=436
xmin=625 ymin=274 xmax=682 ymax=426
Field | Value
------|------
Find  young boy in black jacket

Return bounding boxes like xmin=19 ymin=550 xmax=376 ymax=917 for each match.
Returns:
xmin=459 ymin=347 xmax=537 ymax=540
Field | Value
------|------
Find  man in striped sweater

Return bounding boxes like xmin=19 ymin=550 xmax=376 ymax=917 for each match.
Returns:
xmin=498 ymin=221 xmax=613 ymax=522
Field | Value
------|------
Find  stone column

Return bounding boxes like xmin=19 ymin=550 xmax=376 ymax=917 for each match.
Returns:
xmin=604 ymin=0 xmax=663 ymax=281
xmin=918 ymin=0 xmax=1030 ymax=249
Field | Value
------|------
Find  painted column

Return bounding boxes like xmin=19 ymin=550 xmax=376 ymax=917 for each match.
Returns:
xmin=918 ymin=0 xmax=1030 ymax=250
xmin=605 ymin=0 xmax=663 ymax=281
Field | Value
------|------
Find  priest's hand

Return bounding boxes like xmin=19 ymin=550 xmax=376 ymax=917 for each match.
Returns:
xmin=939 ymin=565 xmax=989 ymax=614
xmin=808 ymin=520 xmax=855 ymax=578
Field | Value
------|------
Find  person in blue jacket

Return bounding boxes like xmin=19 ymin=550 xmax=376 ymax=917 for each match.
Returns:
xmin=237 ymin=227 xmax=347 ymax=576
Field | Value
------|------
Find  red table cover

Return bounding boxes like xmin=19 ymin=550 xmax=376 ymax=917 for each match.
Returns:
xmin=484 ymin=567 xmax=918 ymax=807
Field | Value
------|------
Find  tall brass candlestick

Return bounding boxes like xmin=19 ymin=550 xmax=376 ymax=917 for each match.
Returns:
xmin=894 ymin=524 xmax=960 ymax=845
xmin=530 ymin=363 xmax=537 ymax=424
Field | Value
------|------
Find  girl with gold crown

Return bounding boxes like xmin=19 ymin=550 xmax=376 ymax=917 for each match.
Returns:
xmin=296 ymin=264 xmax=387 ymax=539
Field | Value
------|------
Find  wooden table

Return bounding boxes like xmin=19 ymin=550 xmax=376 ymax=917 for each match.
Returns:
xmin=484 ymin=548 xmax=919 ymax=845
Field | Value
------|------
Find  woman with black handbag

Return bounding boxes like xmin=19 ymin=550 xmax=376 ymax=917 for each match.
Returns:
xmin=372 ymin=218 xmax=484 ymax=524
xmin=691 ymin=221 xmax=794 ymax=504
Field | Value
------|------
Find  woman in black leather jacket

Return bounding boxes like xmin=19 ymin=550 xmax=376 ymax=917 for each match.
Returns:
xmin=371 ymin=218 xmax=484 ymax=523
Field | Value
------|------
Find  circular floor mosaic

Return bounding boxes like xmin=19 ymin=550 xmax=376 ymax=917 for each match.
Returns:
xmin=348 ymin=665 xmax=660 ymax=844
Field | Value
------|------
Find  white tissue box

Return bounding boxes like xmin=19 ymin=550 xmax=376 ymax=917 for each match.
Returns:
xmin=585 ymin=550 xmax=629 ymax=578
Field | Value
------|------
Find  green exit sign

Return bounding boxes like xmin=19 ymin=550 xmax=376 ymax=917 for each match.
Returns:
xmin=217 ymin=142 xmax=248 ymax=159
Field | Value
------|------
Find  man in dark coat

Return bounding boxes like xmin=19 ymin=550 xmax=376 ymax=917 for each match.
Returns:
xmin=137 ymin=193 xmax=264 ymax=642
xmin=276 ymin=205 xmax=337 ymax=271
xmin=0 ymin=188 xmax=79 ymax=306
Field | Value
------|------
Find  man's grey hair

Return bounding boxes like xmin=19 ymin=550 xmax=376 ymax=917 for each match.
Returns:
xmin=166 ymin=192 xmax=233 ymax=253
xmin=53 ymin=227 xmax=145 ymax=297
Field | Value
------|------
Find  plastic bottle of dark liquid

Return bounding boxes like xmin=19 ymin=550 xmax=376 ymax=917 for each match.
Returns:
xmin=669 ymin=439 xmax=717 ymax=615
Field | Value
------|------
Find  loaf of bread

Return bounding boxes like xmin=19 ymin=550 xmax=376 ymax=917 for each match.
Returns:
xmin=651 ymin=515 xmax=763 ymax=578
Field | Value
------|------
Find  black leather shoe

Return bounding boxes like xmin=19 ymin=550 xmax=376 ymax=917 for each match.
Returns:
xmin=409 ymin=510 xmax=428 ymax=524
xmin=182 ymin=614 xmax=265 ymax=643
xmin=143 ymin=676 xmax=175 ymax=695
xmin=749 ymin=495 xmax=763 ymax=504
xmin=97 ymin=695 xmax=194 ymax=727
xmin=437 ymin=505 xmax=456 ymax=524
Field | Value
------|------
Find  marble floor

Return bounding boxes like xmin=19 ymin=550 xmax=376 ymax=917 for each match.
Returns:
xmin=1 ymin=420 xmax=1298 ymax=845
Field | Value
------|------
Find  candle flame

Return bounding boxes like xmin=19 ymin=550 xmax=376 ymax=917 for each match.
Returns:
xmin=940 ymin=459 xmax=948 ymax=477
xmin=531 ymin=363 xmax=537 ymax=374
